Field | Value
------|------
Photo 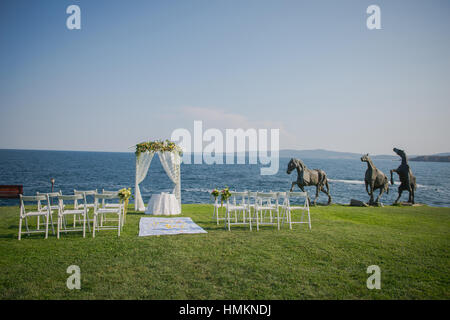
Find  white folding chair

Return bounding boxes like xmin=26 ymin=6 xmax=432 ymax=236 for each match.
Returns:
xmin=57 ymin=194 xmax=89 ymax=238
xmin=101 ymin=190 xmax=122 ymax=204
xmin=74 ymin=189 xmax=96 ymax=210
xmin=101 ymin=189 xmax=125 ymax=226
xmin=255 ymin=192 xmax=280 ymax=231
xmin=226 ymin=191 xmax=252 ymax=231
xmin=283 ymin=191 xmax=311 ymax=230
xmin=18 ymin=195 xmax=52 ymax=240
xmin=93 ymin=194 xmax=123 ymax=238
xmin=277 ymin=192 xmax=288 ymax=221
xmin=74 ymin=189 xmax=97 ymax=231
xmin=36 ymin=191 xmax=61 ymax=232
xmin=246 ymin=191 xmax=257 ymax=221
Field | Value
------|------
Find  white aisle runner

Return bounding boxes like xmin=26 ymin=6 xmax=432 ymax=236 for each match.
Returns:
xmin=138 ymin=217 xmax=207 ymax=236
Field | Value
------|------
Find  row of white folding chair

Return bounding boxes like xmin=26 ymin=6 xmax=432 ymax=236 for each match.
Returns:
xmin=73 ymin=189 xmax=125 ymax=228
xmin=66 ymin=191 xmax=124 ymax=238
xmin=19 ymin=193 xmax=82 ymax=240
xmin=217 ymin=191 xmax=310 ymax=231
xmin=254 ymin=191 xmax=311 ymax=230
xmin=212 ymin=191 xmax=271 ymax=228
xmin=253 ymin=191 xmax=310 ymax=230
xmin=225 ymin=191 xmax=282 ymax=231
xmin=36 ymin=190 xmax=93 ymax=231
xmin=212 ymin=191 xmax=258 ymax=227
xmin=227 ymin=191 xmax=281 ymax=231
xmin=57 ymin=194 xmax=89 ymax=238
xmin=212 ymin=192 xmax=255 ymax=225
xmin=18 ymin=192 xmax=123 ymax=239
xmin=36 ymin=189 xmax=121 ymax=231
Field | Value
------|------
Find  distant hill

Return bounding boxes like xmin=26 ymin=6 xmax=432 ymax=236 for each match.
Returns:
xmin=186 ymin=149 xmax=448 ymax=161
xmin=410 ymin=155 xmax=450 ymax=162
xmin=279 ymin=149 xmax=360 ymax=159
xmin=279 ymin=149 xmax=450 ymax=160
xmin=279 ymin=149 xmax=400 ymax=160
xmin=433 ymin=152 xmax=450 ymax=156
xmin=369 ymin=154 xmax=399 ymax=160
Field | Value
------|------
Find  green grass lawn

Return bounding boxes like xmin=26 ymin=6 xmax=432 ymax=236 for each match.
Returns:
xmin=0 ymin=204 xmax=449 ymax=299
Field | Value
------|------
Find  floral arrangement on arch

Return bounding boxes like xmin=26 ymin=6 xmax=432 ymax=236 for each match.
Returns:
xmin=135 ymin=140 xmax=183 ymax=157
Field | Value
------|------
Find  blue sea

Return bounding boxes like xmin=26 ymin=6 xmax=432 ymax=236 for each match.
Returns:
xmin=0 ymin=149 xmax=449 ymax=207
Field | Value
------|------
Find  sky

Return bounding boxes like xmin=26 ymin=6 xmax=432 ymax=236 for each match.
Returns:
xmin=0 ymin=0 xmax=449 ymax=155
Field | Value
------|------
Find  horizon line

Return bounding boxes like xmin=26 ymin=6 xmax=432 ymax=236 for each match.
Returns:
xmin=0 ymin=147 xmax=447 ymax=157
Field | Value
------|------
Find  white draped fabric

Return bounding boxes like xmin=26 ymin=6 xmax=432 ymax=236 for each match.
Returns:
xmin=158 ymin=151 xmax=182 ymax=209
xmin=134 ymin=151 xmax=181 ymax=212
xmin=134 ymin=152 xmax=154 ymax=211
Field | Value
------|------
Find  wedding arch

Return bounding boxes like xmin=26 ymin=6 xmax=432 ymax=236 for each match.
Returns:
xmin=134 ymin=140 xmax=182 ymax=212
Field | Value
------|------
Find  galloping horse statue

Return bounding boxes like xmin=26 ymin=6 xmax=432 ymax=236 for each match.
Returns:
xmin=390 ymin=148 xmax=417 ymax=204
xmin=287 ymin=158 xmax=332 ymax=205
xmin=361 ymin=154 xmax=389 ymax=204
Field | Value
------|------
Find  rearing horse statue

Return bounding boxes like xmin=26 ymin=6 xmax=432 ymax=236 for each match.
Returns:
xmin=287 ymin=158 xmax=332 ymax=205
xmin=390 ymin=148 xmax=417 ymax=204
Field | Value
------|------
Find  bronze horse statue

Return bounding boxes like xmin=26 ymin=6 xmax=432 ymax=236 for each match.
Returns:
xmin=287 ymin=158 xmax=332 ymax=205
xmin=390 ymin=148 xmax=417 ymax=204
xmin=361 ymin=154 xmax=389 ymax=204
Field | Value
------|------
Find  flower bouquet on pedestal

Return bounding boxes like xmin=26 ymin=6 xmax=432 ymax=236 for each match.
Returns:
xmin=211 ymin=188 xmax=231 ymax=224
xmin=211 ymin=189 xmax=220 ymax=202
xmin=118 ymin=188 xmax=133 ymax=223
xmin=220 ymin=187 xmax=231 ymax=206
